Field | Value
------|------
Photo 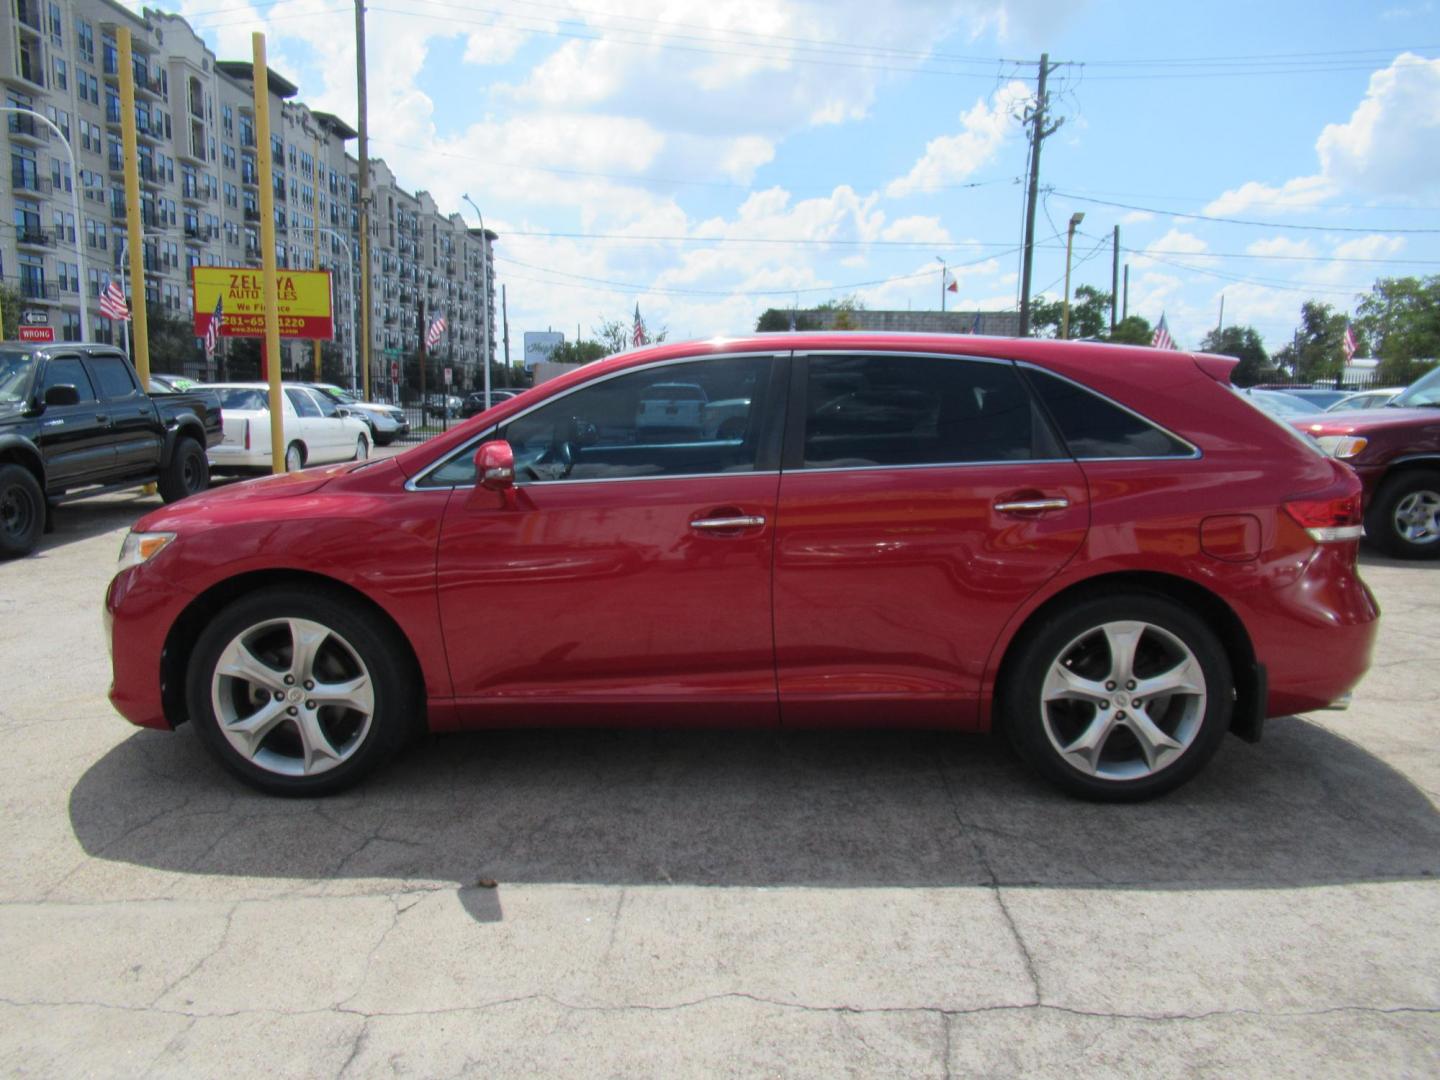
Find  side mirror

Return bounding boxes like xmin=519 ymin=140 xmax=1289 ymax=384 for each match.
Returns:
xmin=475 ymin=439 xmax=515 ymax=491
xmin=44 ymin=384 xmax=80 ymax=408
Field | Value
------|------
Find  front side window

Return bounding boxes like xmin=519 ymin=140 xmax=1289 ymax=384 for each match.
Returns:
xmin=424 ymin=355 xmax=774 ymax=486
xmin=41 ymin=356 xmax=97 ymax=402
xmin=1022 ymin=367 xmax=1193 ymax=459
xmin=800 ymin=354 xmax=1049 ymax=468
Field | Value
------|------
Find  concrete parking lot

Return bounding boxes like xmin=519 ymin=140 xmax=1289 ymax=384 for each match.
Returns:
xmin=1 ymin=491 xmax=1437 ymax=1078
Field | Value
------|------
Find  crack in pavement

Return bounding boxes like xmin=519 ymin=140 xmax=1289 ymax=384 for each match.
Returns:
xmin=0 ymin=993 xmax=1436 ymax=1026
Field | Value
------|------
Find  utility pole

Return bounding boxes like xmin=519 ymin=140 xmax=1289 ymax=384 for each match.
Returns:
xmin=1123 ymin=264 xmax=1130 ymax=320
xmin=502 ymin=284 xmax=510 ymax=370
xmin=1110 ymin=226 xmax=1120 ymax=334
xmin=1018 ymin=53 xmax=1062 ymax=338
xmin=355 ymin=0 xmax=373 ymax=401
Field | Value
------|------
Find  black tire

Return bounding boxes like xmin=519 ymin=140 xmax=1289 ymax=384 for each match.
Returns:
xmin=999 ymin=592 xmax=1233 ymax=802
xmin=353 ymin=434 xmax=370 ymax=461
xmin=185 ymin=585 xmax=419 ymax=796
xmin=284 ymin=442 xmax=305 ymax=473
xmin=0 ymin=464 xmax=45 ymax=560
xmin=1364 ymin=470 xmax=1440 ymax=560
xmin=157 ymin=437 xmax=209 ymax=504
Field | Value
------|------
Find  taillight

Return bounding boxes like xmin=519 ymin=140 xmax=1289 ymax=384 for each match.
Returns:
xmin=1284 ymin=493 xmax=1363 ymax=543
xmin=243 ymin=419 xmax=250 ymax=450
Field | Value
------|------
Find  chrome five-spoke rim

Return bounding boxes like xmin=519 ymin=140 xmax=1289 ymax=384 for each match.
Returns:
xmin=1040 ymin=620 xmax=1207 ymax=781
xmin=211 ymin=617 xmax=374 ymax=776
xmin=1394 ymin=489 xmax=1440 ymax=545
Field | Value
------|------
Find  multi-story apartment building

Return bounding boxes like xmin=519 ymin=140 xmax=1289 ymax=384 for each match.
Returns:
xmin=2 ymin=0 xmax=497 ymax=389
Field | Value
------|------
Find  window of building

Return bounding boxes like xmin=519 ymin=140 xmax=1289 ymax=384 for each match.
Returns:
xmin=53 ymin=57 xmax=67 ymax=91
xmin=77 ymin=19 xmax=95 ymax=64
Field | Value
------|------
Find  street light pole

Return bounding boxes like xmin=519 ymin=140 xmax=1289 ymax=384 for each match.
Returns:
xmin=461 ymin=194 xmax=490 ymax=410
xmin=1 ymin=107 xmax=90 ymax=342
xmin=1061 ymin=211 xmax=1085 ymax=340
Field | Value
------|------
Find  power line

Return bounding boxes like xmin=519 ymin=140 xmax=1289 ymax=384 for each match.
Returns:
xmin=1053 ymin=192 xmax=1440 ymax=234
xmin=499 ymin=229 xmax=1028 ymax=250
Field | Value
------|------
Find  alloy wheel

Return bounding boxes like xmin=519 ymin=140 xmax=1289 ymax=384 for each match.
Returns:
xmin=1393 ymin=489 xmax=1440 ymax=546
xmin=1040 ymin=619 xmax=1207 ymax=781
xmin=210 ymin=617 xmax=375 ymax=777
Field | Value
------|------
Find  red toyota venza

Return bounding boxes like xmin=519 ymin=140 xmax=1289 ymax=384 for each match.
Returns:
xmin=105 ymin=334 xmax=1378 ymax=800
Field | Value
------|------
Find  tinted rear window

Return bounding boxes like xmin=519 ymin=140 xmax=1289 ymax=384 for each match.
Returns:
xmin=1023 ymin=368 xmax=1193 ymax=459
xmin=87 ymin=354 xmax=140 ymax=400
xmin=802 ymin=355 xmax=1053 ymax=468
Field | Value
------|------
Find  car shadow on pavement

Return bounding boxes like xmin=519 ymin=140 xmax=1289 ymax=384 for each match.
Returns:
xmin=68 ymin=716 xmax=1440 ymax=922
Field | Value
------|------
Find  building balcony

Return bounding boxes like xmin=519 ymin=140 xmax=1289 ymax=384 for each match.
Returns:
xmin=181 ymin=181 xmax=206 ymax=204
xmin=5 ymin=112 xmax=49 ymax=143
xmin=15 ymin=227 xmax=53 ymax=250
xmin=9 ymin=171 xmax=49 ymax=195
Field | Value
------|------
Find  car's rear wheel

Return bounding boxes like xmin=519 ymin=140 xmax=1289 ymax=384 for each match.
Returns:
xmin=1000 ymin=593 xmax=1233 ymax=801
xmin=284 ymin=442 xmax=305 ymax=473
xmin=0 ymin=464 xmax=44 ymax=560
xmin=1365 ymin=470 xmax=1440 ymax=559
xmin=185 ymin=586 xmax=417 ymax=796
xmin=354 ymin=434 xmax=370 ymax=461
xmin=158 ymin=437 xmax=209 ymax=503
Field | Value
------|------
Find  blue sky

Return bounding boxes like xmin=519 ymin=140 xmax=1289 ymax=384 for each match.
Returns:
xmin=149 ymin=0 xmax=1440 ymax=353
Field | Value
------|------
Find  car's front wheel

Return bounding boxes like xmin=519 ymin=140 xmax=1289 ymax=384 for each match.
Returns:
xmin=1365 ymin=470 xmax=1440 ymax=559
xmin=1000 ymin=593 xmax=1233 ymax=801
xmin=185 ymin=586 xmax=417 ymax=795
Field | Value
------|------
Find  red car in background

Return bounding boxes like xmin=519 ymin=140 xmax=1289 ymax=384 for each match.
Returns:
xmin=105 ymin=333 xmax=1378 ymax=801
xmin=1291 ymin=364 xmax=1440 ymax=559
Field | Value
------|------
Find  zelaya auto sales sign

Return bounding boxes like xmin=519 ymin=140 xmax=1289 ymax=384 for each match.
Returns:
xmin=190 ymin=267 xmax=333 ymax=340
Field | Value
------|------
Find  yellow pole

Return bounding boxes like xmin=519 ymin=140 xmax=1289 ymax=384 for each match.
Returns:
xmin=117 ymin=31 xmax=150 ymax=385
xmin=252 ymin=34 xmax=286 ymax=473
xmin=312 ymin=132 xmax=322 ymax=381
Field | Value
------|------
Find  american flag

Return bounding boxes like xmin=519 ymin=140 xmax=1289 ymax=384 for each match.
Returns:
xmin=203 ymin=294 xmax=224 ymax=361
xmin=425 ymin=315 xmax=446 ymax=349
xmin=1152 ymin=313 xmax=1176 ymax=351
xmin=99 ymin=277 xmax=129 ymax=321
xmin=1343 ymin=323 xmax=1358 ymax=361
xmin=632 ymin=303 xmax=648 ymax=348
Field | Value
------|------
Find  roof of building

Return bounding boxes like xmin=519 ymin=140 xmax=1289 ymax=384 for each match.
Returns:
xmin=215 ymin=61 xmax=299 ymax=100
xmin=311 ymin=112 xmax=359 ymax=140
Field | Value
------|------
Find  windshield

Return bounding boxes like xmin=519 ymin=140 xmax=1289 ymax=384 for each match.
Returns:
xmin=1392 ymin=365 xmax=1440 ymax=408
xmin=0 ymin=351 xmax=37 ymax=404
xmin=322 ymin=387 xmax=360 ymax=404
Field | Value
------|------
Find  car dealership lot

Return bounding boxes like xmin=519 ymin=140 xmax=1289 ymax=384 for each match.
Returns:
xmin=1 ymin=495 xmax=1437 ymax=1077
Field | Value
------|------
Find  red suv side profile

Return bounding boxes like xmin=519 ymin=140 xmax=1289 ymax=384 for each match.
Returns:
xmin=105 ymin=334 xmax=1378 ymax=801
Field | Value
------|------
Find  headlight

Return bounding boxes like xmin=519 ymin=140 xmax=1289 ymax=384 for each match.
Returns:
xmin=118 ymin=531 xmax=176 ymax=572
xmin=1314 ymin=435 xmax=1369 ymax=460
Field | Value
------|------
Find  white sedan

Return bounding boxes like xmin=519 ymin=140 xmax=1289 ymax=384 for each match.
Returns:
xmin=204 ymin=382 xmax=373 ymax=473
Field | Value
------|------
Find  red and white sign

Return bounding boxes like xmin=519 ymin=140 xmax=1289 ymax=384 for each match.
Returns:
xmin=443 ymin=367 xmax=453 ymax=386
xmin=390 ymin=361 xmax=400 ymax=382
xmin=17 ymin=325 xmax=56 ymax=343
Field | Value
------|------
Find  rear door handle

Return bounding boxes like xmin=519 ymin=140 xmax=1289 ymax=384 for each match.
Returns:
xmin=994 ymin=497 xmax=1070 ymax=513
xmin=690 ymin=515 xmax=766 ymax=530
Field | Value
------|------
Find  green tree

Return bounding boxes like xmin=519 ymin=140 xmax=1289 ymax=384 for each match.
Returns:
xmin=596 ymin=315 xmax=668 ymax=353
xmin=1354 ymin=275 xmax=1440 ymax=385
xmin=1199 ymin=325 xmax=1273 ymax=386
xmin=755 ymin=308 xmax=820 ymax=332
xmin=1279 ymin=301 xmax=1349 ymax=384
xmin=0 ymin=285 xmax=20 ymax=340
xmin=1107 ymin=315 xmax=1153 ymax=346
xmin=1028 ymin=296 xmax=1065 ymax=338
xmin=140 ymin=309 xmax=204 ymax=374
xmin=549 ymin=339 xmax=610 ymax=365
xmin=817 ymin=294 xmax=866 ymax=330
xmin=1065 ymin=285 xmax=1113 ymax=340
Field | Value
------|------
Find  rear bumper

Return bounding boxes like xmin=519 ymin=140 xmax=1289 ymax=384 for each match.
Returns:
xmin=1241 ymin=544 xmax=1380 ymax=717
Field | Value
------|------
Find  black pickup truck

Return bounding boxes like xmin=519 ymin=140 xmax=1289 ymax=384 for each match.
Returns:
xmin=0 ymin=343 xmax=222 ymax=558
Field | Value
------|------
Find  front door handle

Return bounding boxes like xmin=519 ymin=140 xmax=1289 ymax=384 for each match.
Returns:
xmin=994 ymin=497 xmax=1070 ymax=514
xmin=690 ymin=515 xmax=766 ymax=530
